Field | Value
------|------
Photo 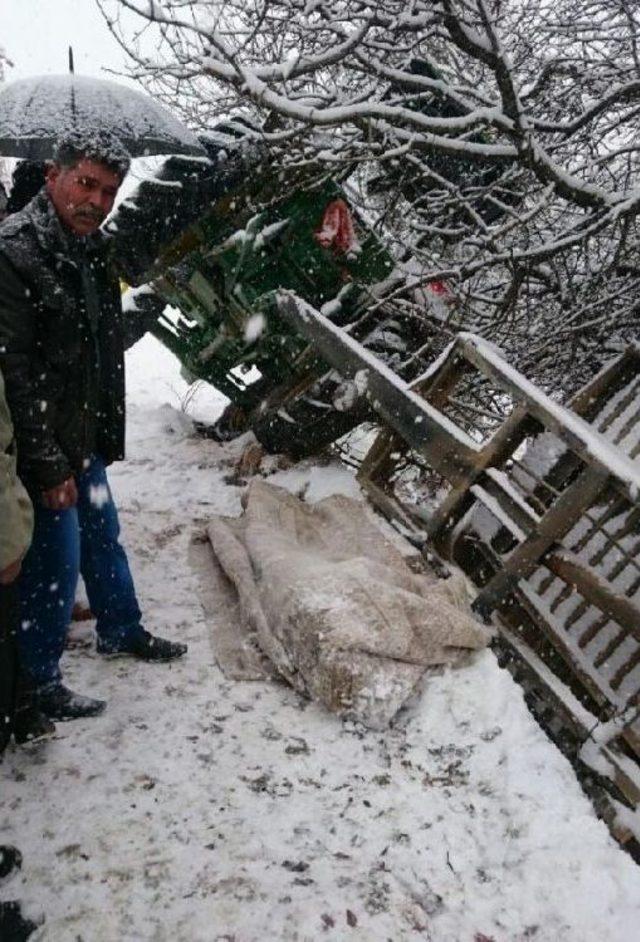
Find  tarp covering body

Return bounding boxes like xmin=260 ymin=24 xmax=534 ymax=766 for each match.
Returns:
xmin=204 ymin=481 xmax=488 ymax=728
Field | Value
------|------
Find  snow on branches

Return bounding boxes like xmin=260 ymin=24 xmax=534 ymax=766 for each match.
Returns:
xmin=97 ymin=0 xmax=640 ymax=390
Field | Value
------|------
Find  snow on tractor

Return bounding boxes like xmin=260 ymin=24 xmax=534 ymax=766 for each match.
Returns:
xmin=114 ymin=137 xmax=453 ymax=458
xmin=153 ymin=179 xmax=396 ymax=453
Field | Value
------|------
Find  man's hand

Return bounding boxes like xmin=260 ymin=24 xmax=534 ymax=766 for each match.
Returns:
xmin=0 ymin=558 xmax=22 ymax=585
xmin=41 ymin=477 xmax=78 ymax=510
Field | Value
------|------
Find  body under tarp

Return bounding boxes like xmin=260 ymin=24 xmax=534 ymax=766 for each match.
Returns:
xmin=196 ymin=479 xmax=488 ymax=729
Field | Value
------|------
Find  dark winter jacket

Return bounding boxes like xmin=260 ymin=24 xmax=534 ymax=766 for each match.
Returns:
xmin=0 ymin=190 xmax=125 ymax=493
xmin=0 ymin=368 xmax=33 ymax=570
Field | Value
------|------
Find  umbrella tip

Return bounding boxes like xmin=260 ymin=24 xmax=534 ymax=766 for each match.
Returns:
xmin=68 ymin=46 xmax=75 ymax=75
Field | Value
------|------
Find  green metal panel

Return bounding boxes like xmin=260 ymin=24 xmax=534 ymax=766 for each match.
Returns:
xmin=151 ymin=178 xmax=396 ymax=408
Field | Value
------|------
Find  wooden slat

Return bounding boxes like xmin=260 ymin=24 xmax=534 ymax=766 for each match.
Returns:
xmin=455 ymin=487 xmax=640 ymax=708
xmin=496 ymin=629 xmax=640 ymax=839
xmin=611 ymin=648 xmax=640 ymax=690
xmin=564 ymin=508 xmax=640 ymax=635
xmin=612 ymin=401 xmax=640 ymax=449
xmin=593 ymin=628 xmax=632 ymax=671
xmin=516 ymin=583 xmax=627 ymax=711
xmin=570 ymin=346 xmax=640 ymax=421
xmin=578 ymin=612 xmax=611 ymax=650
xmin=358 ymin=476 xmax=426 ymax=537
xmin=546 ymin=552 xmax=640 ymax=645
xmin=472 ymin=466 xmax=610 ymax=619
xmin=598 ymin=376 xmax=640 ymax=435
xmin=458 ymin=335 xmax=640 ymax=504
xmin=427 ymin=408 xmax=536 ymax=549
xmin=277 ymin=292 xmax=480 ymax=486
xmin=357 ymin=425 xmax=404 ymax=485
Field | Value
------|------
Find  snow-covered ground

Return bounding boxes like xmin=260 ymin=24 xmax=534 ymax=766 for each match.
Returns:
xmin=1 ymin=336 xmax=639 ymax=942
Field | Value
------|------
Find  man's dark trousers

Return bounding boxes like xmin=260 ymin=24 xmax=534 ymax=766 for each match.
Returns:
xmin=18 ymin=455 xmax=146 ymax=689
xmin=0 ymin=582 xmax=19 ymax=752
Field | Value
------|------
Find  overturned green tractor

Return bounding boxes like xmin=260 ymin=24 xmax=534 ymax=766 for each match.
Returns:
xmin=113 ymin=120 xmax=468 ymax=457
xmin=121 ymin=155 xmax=438 ymax=457
xmin=153 ymin=179 xmax=394 ymax=404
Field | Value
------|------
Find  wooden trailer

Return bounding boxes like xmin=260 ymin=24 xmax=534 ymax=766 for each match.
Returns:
xmin=276 ymin=291 xmax=640 ymax=857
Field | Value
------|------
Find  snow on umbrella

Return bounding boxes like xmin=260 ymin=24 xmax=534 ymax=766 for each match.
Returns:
xmin=0 ymin=74 xmax=205 ymax=160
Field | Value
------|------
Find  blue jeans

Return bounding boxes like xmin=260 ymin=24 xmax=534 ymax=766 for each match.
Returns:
xmin=18 ymin=456 xmax=144 ymax=688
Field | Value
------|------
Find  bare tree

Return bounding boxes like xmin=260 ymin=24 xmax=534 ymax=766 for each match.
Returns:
xmin=98 ymin=0 xmax=640 ymax=391
xmin=0 ymin=46 xmax=11 ymax=192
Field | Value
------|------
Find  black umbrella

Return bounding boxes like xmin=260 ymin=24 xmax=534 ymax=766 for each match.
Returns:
xmin=0 ymin=74 xmax=205 ymax=160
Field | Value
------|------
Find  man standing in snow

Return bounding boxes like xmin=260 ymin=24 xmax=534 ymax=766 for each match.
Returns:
xmin=0 ymin=132 xmax=187 ymax=721
xmin=0 ymin=367 xmax=43 ymax=941
xmin=0 ymin=367 xmax=55 ymax=746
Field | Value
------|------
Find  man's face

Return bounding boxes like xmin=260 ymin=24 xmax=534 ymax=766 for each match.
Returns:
xmin=46 ymin=158 xmax=122 ymax=236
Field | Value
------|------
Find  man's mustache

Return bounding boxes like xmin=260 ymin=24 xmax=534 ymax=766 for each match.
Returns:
xmin=73 ymin=207 xmax=105 ymax=222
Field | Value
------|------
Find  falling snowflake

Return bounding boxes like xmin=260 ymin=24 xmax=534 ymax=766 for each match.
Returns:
xmin=89 ymin=484 xmax=110 ymax=509
xmin=244 ymin=313 xmax=266 ymax=343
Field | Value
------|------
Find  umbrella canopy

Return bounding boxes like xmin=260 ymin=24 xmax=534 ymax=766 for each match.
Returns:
xmin=0 ymin=74 xmax=205 ymax=160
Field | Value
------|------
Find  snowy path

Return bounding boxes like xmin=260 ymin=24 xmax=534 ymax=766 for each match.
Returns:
xmin=1 ymin=338 xmax=639 ymax=942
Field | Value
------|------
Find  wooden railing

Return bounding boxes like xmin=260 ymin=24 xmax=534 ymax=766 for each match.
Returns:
xmin=277 ymin=291 xmax=640 ymax=852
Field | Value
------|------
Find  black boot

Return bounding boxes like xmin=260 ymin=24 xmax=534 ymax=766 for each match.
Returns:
xmin=12 ymin=672 xmax=55 ymax=744
xmin=0 ymin=845 xmax=22 ymax=881
xmin=98 ymin=630 xmax=187 ymax=662
xmin=0 ymin=901 xmax=39 ymax=941
xmin=36 ymin=684 xmax=106 ymax=721
xmin=13 ymin=704 xmax=56 ymax=744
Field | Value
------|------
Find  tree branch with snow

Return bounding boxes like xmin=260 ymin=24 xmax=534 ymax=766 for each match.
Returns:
xmin=97 ymin=0 xmax=640 ymax=390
